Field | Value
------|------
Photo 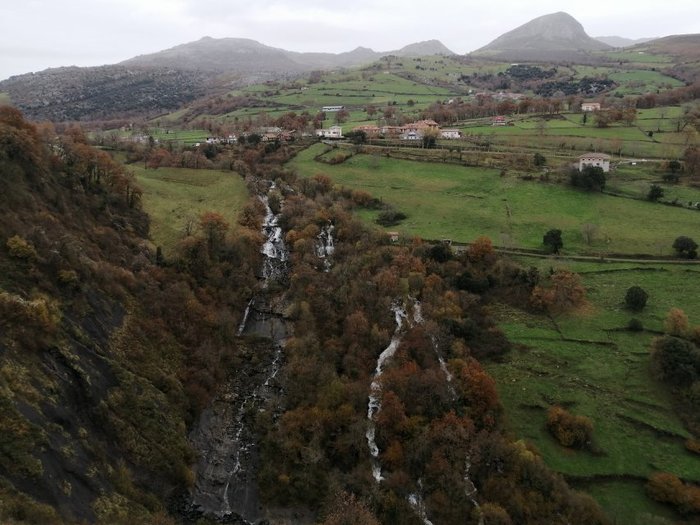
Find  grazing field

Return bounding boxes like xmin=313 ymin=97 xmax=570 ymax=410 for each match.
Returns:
xmin=291 ymin=144 xmax=700 ymax=255
xmin=131 ymin=165 xmax=248 ymax=255
xmin=0 ymin=92 xmax=11 ymax=105
xmin=487 ymin=260 xmax=700 ymax=524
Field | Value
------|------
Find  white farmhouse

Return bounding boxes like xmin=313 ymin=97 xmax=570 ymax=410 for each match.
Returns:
xmin=440 ymin=129 xmax=461 ymax=139
xmin=579 ymin=152 xmax=611 ymax=172
xmin=316 ymin=126 xmax=343 ymax=139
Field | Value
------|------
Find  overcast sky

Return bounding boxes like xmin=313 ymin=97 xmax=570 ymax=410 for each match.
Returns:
xmin=1 ymin=0 xmax=698 ymax=81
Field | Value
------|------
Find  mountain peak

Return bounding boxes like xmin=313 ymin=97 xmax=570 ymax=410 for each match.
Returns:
xmin=474 ymin=11 xmax=610 ymax=59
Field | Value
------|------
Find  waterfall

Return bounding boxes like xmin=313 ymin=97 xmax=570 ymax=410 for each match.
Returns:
xmin=464 ymin=456 xmax=484 ymax=525
xmin=237 ymin=298 xmax=254 ymax=336
xmin=413 ymin=301 xmax=456 ymax=398
xmin=315 ymin=221 xmax=335 ymax=271
xmin=366 ymin=303 xmax=407 ymax=483
xmin=188 ymin=180 xmax=290 ymax=523
xmin=408 ymin=480 xmax=435 ymax=525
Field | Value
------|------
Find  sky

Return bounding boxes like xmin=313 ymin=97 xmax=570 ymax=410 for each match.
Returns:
xmin=1 ymin=0 xmax=699 ymax=81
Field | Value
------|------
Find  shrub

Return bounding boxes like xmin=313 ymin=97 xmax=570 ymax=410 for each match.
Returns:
xmin=628 ymin=318 xmax=644 ymax=332
xmin=57 ymin=270 xmax=80 ymax=287
xmin=376 ymin=210 xmax=407 ymax=227
xmin=625 ymin=286 xmax=648 ymax=311
xmin=546 ymin=406 xmax=593 ymax=448
xmin=646 ymin=472 xmax=700 ymax=515
xmin=647 ymin=184 xmax=664 ymax=202
xmin=6 ymin=235 xmax=37 ymax=260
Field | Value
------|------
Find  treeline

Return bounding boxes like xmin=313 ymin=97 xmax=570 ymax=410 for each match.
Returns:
xmin=251 ymin=170 xmax=608 ymax=524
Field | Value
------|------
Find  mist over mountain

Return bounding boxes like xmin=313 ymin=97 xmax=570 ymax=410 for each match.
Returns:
xmin=473 ymin=12 xmax=611 ymax=60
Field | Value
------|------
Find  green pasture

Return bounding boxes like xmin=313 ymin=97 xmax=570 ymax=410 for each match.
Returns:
xmin=132 ymin=165 xmax=248 ymax=256
xmin=487 ymin=260 xmax=700 ymax=524
xmin=0 ymin=92 xmax=11 ymax=105
xmin=291 ymin=144 xmax=700 ymax=255
xmin=603 ymin=50 xmax=674 ymax=64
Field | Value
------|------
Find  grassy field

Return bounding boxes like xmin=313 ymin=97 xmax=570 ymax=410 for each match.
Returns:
xmin=486 ymin=259 xmax=700 ymax=524
xmin=0 ymin=92 xmax=11 ymax=105
xmin=291 ymin=144 xmax=700 ymax=255
xmin=131 ymin=165 xmax=249 ymax=256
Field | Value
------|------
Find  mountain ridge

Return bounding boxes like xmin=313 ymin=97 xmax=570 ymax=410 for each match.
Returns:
xmin=473 ymin=12 xmax=611 ymax=60
xmin=121 ymin=36 xmax=455 ymax=73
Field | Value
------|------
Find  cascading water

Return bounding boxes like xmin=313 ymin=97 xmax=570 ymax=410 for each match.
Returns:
xmin=187 ymin=181 xmax=289 ymax=524
xmin=314 ymin=221 xmax=335 ymax=271
xmin=408 ymin=480 xmax=435 ymax=525
xmin=464 ymin=457 xmax=484 ymax=525
xmin=366 ymin=302 xmax=407 ymax=483
xmin=367 ymin=298 xmax=481 ymax=523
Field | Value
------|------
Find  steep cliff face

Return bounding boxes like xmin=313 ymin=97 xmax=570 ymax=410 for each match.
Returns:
xmin=0 ymin=107 xmax=257 ymax=524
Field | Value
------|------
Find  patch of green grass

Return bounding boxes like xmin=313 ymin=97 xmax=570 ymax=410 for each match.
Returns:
xmin=131 ymin=165 xmax=248 ymax=256
xmin=0 ymin=92 xmax=11 ymax=105
xmin=487 ymin=262 xmax=700 ymax=524
xmin=291 ymin=144 xmax=700 ymax=255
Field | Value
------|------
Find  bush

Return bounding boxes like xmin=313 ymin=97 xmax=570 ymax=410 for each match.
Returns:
xmin=6 ymin=235 xmax=37 ymax=260
xmin=646 ymin=472 xmax=700 ymax=515
xmin=376 ymin=210 xmax=407 ymax=227
xmin=546 ymin=406 xmax=593 ymax=448
xmin=647 ymin=184 xmax=664 ymax=202
xmin=628 ymin=318 xmax=644 ymax=332
xmin=625 ymin=286 xmax=648 ymax=311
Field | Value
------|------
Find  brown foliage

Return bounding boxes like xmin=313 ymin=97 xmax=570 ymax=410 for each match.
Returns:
xmin=321 ymin=491 xmax=380 ymax=525
xmin=664 ymin=307 xmax=690 ymax=337
xmin=530 ymin=269 xmax=587 ymax=314
xmin=647 ymin=472 xmax=700 ymax=514
xmin=546 ymin=406 xmax=593 ymax=449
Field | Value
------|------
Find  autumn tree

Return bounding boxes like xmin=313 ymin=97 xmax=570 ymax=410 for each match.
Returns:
xmin=199 ymin=212 xmax=229 ymax=258
xmin=321 ymin=491 xmax=381 ymax=525
xmin=467 ymin=236 xmax=495 ymax=263
xmin=530 ymin=270 xmax=587 ymax=314
xmin=664 ymin=307 xmax=690 ymax=337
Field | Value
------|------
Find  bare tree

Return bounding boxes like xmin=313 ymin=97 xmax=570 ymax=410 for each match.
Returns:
xmin=581 ymin=223 xmax=598 ymax=245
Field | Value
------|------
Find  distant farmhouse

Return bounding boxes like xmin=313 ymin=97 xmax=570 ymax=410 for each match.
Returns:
xmin=351 ymin=119 xmax=462 ymax=141
xmin=581 ymin=102 xmax=601 ymax=112
xmin=579 ymin=152 xmax=611 ymax=172
xmin=316 ymin=126 xmax=343 ymax=139
xmin=440 ymin=129 xmax=462 ymax=139
xmin=492 ymin=116 xmax=508 ymax=126
xmin=322 ymin=105 xmax=345 ymax=112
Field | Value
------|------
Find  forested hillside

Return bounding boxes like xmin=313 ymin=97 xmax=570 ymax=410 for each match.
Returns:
xmin=0 ymin=107 xmax=260 ymax=523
